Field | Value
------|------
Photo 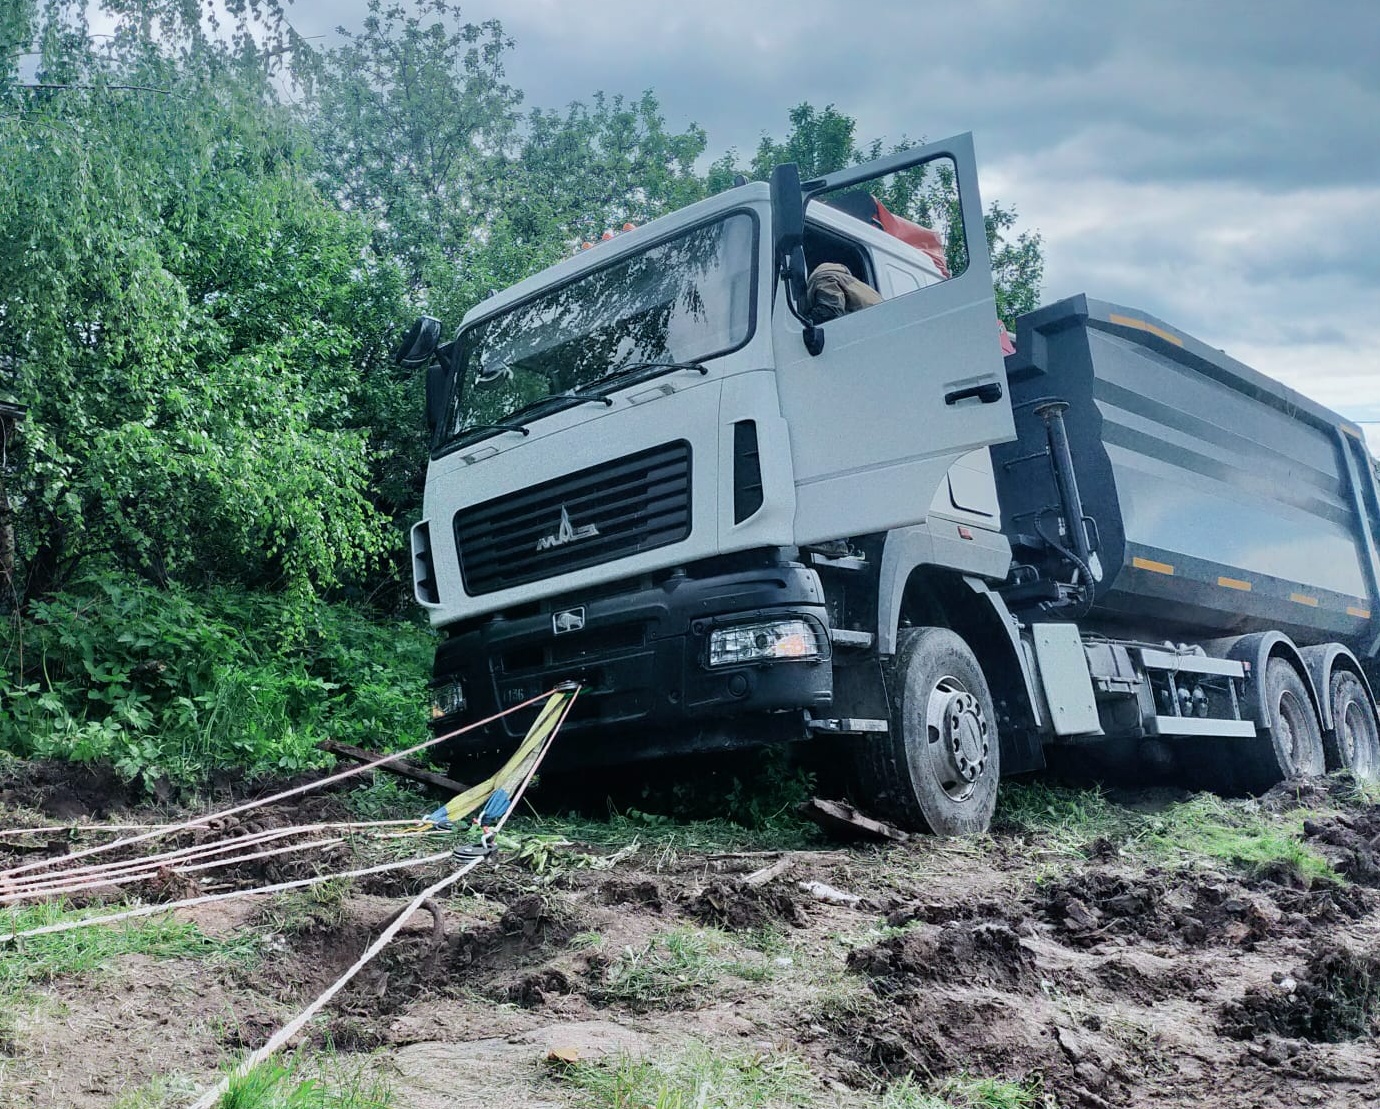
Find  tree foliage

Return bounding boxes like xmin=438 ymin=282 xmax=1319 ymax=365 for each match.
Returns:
xmin=1 ymin=1 xmax=399 ymax=604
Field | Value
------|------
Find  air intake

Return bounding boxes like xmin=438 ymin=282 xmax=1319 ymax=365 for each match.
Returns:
xmin=733 ymin=420 xmax=764 ymax=523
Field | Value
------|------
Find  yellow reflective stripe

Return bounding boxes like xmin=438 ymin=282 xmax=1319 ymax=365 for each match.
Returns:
xmin=1289 ymin=592 xmax=1319 ymax=607
xmin=1108 ymin=313 xmax=1184 ymax=347
xmin=1348 ymin=605 xmax=1371 ymax=618
xmin=1132 ymin=556 xmax=1175 ymax=575
xmin=1217 ymin=576 xmax=1252 ymax=591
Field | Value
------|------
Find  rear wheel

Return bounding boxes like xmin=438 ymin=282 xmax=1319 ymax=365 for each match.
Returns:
xmin=1240 ymin=657 xmax=1325 ymax=791
xmin=1324 ymin=669 xmax=1380 ymax=781
xmin=853 ymin=627 xmax=999 ymax=835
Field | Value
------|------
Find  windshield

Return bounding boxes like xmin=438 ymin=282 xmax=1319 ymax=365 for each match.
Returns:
xmin=438 ymin=211 xmax=756 ymax=451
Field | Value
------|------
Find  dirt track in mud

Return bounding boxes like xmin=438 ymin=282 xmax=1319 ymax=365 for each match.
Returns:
xmin=1 ymin=766 xmax=1379 ymax=1108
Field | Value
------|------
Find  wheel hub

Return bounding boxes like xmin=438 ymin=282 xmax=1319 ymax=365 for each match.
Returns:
xmin=1276 ymin=690 xmax=1306 ymax=769
xmin=927 ymin=682 xmax=989 ymax=791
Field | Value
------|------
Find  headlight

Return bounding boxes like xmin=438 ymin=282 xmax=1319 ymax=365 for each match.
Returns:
xmin=430 ymin=680 xmax=466 ymax=718
xmin=708 ymin=619 xmax=825 ymax=668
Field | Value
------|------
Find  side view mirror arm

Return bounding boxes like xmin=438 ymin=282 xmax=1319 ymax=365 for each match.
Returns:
xmin=779 ymin=250 xmax=825 ymax=357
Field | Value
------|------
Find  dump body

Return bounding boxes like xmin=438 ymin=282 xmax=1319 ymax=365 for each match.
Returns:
xmin=992 ymin=296 xmax=1380 ymax=652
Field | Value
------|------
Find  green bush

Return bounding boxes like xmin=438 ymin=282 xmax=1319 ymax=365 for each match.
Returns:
xmin=0 ymin=573 xmax=434 ymax=790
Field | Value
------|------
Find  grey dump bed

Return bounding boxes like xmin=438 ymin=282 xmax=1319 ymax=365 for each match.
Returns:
xmin=992 ymin=295 xmax=1380 ymax=652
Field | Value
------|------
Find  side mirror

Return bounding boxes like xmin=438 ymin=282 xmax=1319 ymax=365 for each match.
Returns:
xmin=394 ymin=316 xmax=442 ymax=368
xmin=769 ymin=163 xmax=808 ymax=307
xmin=425 ymin=340 xmax=457 ymax=434
xmin=770 ymin=163 xmax=824 ymax=355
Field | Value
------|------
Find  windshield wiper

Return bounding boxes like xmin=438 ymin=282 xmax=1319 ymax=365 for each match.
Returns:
xmin=452 ymin=389 xmax=617 ymax=448
xmin=576 ymin=360 xmax=709 ymax=395
xmin=458 ymin=423 xmax=529 ymax=438
xmin=504 ymin=391 xmax=614 ymax=425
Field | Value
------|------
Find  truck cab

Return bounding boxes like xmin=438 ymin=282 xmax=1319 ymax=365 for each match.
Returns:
xmin=408 ymin=136 xmax=1017 ymax=795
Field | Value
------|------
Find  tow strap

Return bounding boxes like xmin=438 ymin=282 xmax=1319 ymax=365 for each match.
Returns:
xmin=419 ymin=682 xmax=576 ymax=833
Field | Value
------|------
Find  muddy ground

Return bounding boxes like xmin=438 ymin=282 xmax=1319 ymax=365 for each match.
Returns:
xmin=1 ymin=765 xmax=1379 ymax=1108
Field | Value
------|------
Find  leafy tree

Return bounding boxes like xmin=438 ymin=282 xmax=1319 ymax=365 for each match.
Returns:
xmin=309 ymin=0 xmax=525 ymax=297
xmin=310 ymin=2 xmax=712 ymax=318
xmin=0 ymin=1 xmax=399 ymax=604
xmin=519 ymin=90 xmax=709 ymax=242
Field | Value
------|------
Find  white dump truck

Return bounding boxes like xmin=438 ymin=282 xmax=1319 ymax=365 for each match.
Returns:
xmin=397 ymin=134 xmax=1380 ymax=834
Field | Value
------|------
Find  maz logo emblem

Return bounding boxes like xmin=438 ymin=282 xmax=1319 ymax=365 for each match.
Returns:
xmin=536 ymin=505 xmax=599 ymax=551
xmin=553 ymin=607 xmax=586 ymax=635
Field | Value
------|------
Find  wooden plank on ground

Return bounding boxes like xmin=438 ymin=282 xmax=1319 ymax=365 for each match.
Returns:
xmin=318 ymin=740 xmax=467 ymax=796
xmin=799 ymin=797 xmax=909 ymax=843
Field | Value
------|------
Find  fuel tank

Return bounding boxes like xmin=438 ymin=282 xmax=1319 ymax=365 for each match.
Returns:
xmin=991 ymin=295 xmax=1380 ymax=649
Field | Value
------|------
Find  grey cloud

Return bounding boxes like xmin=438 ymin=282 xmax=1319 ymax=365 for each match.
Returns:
xmin=287 ymin=1 xmax=1379 ymax=187
xmin=284 ymin=0 xmax=1380 ymax=421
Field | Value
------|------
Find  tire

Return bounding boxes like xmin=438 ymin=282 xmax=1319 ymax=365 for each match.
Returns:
xmin=853 ymin=627 xmax=1000 ymax=835
xmin=1241 ymin=657 xmax=1325 ymax=791
xmin=1323 ymin=669 xmax=1380 ymax=781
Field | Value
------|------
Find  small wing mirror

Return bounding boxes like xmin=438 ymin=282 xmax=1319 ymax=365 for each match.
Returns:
xmin=426 ymin=340 xmax=457 ymax=434
xmin=394 ymin=316 xmax=442 ymax=368
xmin=769 ymin=162 xmax=807 ymax=306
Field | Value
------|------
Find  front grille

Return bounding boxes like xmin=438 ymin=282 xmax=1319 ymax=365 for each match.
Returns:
xmin=455 ymin=441 xmax=692 ymax=595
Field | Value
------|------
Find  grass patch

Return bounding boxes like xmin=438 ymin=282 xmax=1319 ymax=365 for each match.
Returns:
xmin=937 ymin=1074 xmax=1054 ymax=1108
xmin=555 ymin=1042 xmax=823 ymax=1108
xmin=994 ymin=781 xmax=1125 ymax=854
xmin=214 ymin=1055 xmax=393 ymax=1109
xmin=110 ymin=1074 xmax=202 ymax=1107
xmin=114 ymin=1053 xmax=394 ymax=1108
xmin=555 ymin=1043 xmax=1050 ymax=1109
xmin=258 ymin=880 xmax=352 ymax=936
xmin=1140 ymin=794 xmax=1337 ymax=884
xmin=569 ymin=930 xmax=605 ymax=951
xmin=596 ymin=928 xmax=772 ymax=1008
xmin=997 ymin=780 xmax=1341 ymax=885
xmin=342 ymin=777 xmax=432 ymax=823
xmin=0 ymin=902 xmax=257 ymax=1003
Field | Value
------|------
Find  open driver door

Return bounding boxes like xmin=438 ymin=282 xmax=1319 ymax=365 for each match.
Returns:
xmin=770 ymin=133 xmax=1015 ymax=545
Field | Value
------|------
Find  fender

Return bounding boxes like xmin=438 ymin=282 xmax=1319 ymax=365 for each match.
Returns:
xmin=1215 ymin=632 xmax=1322 ymax=738
xmin=1298 ymin=642 xmax=1375 ymax=732
xmin=876 ymin=522 xmax=1011 ymax=655
xmin=958 ymin=575 xmax=1047 ymax=736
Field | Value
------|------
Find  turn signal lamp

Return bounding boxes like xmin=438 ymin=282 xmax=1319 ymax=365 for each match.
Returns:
xmin=430 ymin=680 xmax=466 ymax=719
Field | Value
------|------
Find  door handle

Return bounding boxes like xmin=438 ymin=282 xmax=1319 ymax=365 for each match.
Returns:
xmin=944 ymin=382 xmax=1003 ymax=405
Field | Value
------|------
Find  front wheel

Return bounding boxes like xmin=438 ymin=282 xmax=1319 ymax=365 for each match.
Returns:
xmin=853 ymin=627 xmax=1000 ymax=835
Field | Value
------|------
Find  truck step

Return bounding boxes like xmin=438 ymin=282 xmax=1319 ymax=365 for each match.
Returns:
xmin=807 ymin=716 xmax=889 ymax=736
xmin=829 ymin=628 xmax=876 ymax=650
xmin=809 ymin=551 xmax=868 ymax=572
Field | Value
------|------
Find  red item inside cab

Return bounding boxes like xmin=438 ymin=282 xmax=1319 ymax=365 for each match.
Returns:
xmin=872 ymin=199 xmax=950 ymax=278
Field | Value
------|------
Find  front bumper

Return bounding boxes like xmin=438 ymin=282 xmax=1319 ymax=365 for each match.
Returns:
xmin=431 ymin=557 xmax=833 ymax=769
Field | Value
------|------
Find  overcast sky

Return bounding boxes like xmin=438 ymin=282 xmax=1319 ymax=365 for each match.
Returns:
xmin=286 ymin=0 xmax=1379 ymax=420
